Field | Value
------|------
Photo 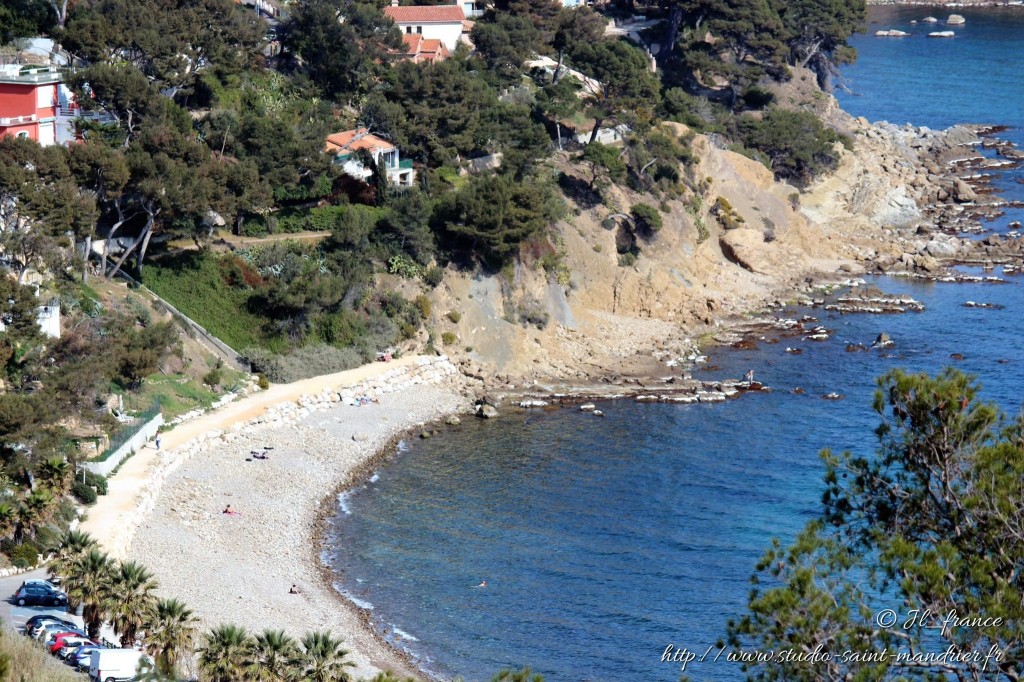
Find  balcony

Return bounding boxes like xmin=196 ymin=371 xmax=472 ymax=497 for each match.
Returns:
xmin=0 ymin=114 xmax=37 ymax=126
xmin=399 ymin=158 xmax=414 ymax=170
xmin=0 ymin=64 xmax=63 ymax=84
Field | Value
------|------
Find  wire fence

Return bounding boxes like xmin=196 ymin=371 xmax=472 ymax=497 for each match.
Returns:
xmin=95 ymin=400 xmax=162 ymax=463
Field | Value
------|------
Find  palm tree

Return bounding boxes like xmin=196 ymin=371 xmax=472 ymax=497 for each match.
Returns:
xmin=146 ymin=598 xmax=198 ymax=677
xmin=198 ymin=625 xmax=253 ymax=682
xmin=64 ymin=548 xmax=116 ymax=640
xmin=0 ymin=502 xmax=16 ymax=542
xmin=251 ymin=629 xmax=299 ymax=682
xmin=14 ymin=488 xmax=52 ymax=541
xmin=37 ymin=457 xmax=70 ymax=494
xmin=108 ymin=560 xmax=159 ymax=647
xmin=47 ymin=529 xmax=98 ymax=584
xmin=296 ymin=631 xmax=356 ymax=682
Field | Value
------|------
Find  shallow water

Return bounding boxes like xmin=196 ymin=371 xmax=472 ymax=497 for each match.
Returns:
xmin=325 ymin=10 xmax=1024 ymax=681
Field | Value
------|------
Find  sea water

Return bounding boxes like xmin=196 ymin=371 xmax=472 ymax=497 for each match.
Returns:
xmin=325 ymin=9 xmax=1024 ymax=681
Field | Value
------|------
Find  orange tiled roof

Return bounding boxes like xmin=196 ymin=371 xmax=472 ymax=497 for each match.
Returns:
xmin=384 ymin=4 xmax=464 ymax=23
xmin=400 ymin=34 xmax=450 ymax=62
xmin=324 ymin=128 xmax=394 ymax=155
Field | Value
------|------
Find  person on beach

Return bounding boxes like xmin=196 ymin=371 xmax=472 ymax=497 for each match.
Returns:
xmin=745 ymin=369 xmax=755 ymax=385
xmin=289 ymin=584 xmax=301 ymax=594
xmin=155 ymin=435 xmax=161 ymax=450
xmin=223 ymin=504 xmax=237 ymax=515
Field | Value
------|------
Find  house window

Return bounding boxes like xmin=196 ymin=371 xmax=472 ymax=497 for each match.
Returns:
xmin=416 ymin=26 xmax=422 ymax=33
xmin=405 ymin=26 xmax=411 ymax=33
xmin=16 ymin=131 xmax=29 ymax=139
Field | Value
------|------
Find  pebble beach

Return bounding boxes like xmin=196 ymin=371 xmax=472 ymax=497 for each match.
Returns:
xmin=123 ymin=368 xmax=467 ymax=681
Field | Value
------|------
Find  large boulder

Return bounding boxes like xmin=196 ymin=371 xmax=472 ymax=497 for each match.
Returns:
xmin=951 ymin=178 xmax=977 ymax=203
xmin=925 ymin=239 xmax=959 ymax=258
xmin=476 ymin=404 xmax=500 ymax=419
xmin=719 ymin=228 xmax=774 ymax=274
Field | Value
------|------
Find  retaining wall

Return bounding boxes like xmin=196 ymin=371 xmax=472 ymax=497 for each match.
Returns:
xmin=84 ymin=412 xmax=164 ymax=478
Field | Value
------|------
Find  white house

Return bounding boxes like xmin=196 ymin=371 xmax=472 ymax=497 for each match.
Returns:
xmin=384 ymin=1 xmax=466 ymax=52
xmin=325 ymin=128 xmax=415 ymax=186
xmin=0 ymin=298 xmax=60 ymax=339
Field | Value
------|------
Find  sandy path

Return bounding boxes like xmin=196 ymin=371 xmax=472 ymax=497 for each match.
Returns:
xmin=80 ymin=355 xmax=427 ymax=550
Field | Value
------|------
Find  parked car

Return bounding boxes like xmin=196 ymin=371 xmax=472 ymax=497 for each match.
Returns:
xmin=43 ymin=627 xmax=87 ymax=646
xmin=61 ymin=641 xmax=101 ymax=662
xmin=35 ymin=620 xmax=82 ymax=642
xmin=24 ymin=614 xmax=77 ymax=637
xmin=12 ymin=584 xmax=68 ymax=607
xmin=89 ymin=648 xmax=150 ymax=682
xmin=74 ymin=646 xmax=105 ymax=669
xmin=51 ymin=634 xmax=95 ymax=655
xmin=20 ymin=578 xmax=61 ymax=591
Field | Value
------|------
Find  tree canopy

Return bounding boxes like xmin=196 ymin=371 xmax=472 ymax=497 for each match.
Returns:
xmin=730 ymin=369 xmax=1024 ymax=681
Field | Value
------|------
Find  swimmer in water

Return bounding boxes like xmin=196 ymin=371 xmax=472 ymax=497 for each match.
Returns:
xmin=475 ymin=581 xmax=487 ymax=588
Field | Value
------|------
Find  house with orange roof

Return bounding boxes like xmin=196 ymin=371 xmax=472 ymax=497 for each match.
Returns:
xmin=384 ymin=1 xmax=466 ymax=51
xmin=397 ymin=33 xmax=451 ymax=63
xmin=324 ymin=128 xmax=415 ymax=186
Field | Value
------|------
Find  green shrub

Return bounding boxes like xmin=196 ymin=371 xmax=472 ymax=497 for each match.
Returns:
xmin=446 ymin=311 xmax=461 ymax=323
xmin=619 ymin=252 xmax=638 ymax=267
xmin=423 ymin=265 xmax=445 ymax=288
xmin=713 ymin=196 xmax=745 ymax=230
xmin=257 ymin=374 xmax=270 ymax=390
xmin=125 ymin=296 xmax=152 ymax=327
xmin=729 ymin=108 xmax=846 ymax=184
xmin=441 ymin=331 xmax=457 ymax=346
xmin=388 ymin=254 xmax=421 ymax=279
xmin=245 ymin=345 xmax=364 ymax=383
xmin=10 ymin=542 xmax=39 ymax=568
xmin=33 ymin=526 xmax=59 ymax=553
xmin=517 ymin=299 xmax=550 ymax=329
xmin=72 ymin=481 xmax=98 ymax=505
xmin=203 ymin=361 xmax=223 ymax=388
xmin=630 ymin=203 xmax=663 ymax=235
xmin=414 ymin=294 xmax=432 ymax=320
xmin=83 ymin=470 xmax=108 ymax=496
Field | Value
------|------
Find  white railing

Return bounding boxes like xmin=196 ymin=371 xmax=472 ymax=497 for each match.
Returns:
xmin=0 ymin=114 xmax=37 ymax=125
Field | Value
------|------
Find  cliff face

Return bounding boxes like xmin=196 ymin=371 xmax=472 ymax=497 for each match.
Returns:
xmin=421 ymin=95 xmax=978 ymax=387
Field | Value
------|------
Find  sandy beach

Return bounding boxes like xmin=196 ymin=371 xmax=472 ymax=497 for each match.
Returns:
xmin=80 ymin=356 xmax=468 ymax=680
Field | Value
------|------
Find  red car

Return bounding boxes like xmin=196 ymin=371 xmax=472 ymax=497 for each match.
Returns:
xmin=49 ymin=633 xmax=94 ymax=655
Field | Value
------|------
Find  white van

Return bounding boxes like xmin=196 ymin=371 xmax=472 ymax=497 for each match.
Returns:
xmin=89 ymin=648 xmax=149 ymax=682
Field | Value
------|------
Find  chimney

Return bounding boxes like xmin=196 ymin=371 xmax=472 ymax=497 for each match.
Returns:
xmin=391 ymin=0 xmax=398 ymax=6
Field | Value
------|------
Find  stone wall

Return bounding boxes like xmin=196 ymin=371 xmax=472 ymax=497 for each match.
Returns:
xmin=103 ymin=355 xmax=462 ymax=559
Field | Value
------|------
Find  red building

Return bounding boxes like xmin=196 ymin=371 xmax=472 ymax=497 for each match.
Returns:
xmin=0 ymin=65 xmax=61 ymax=147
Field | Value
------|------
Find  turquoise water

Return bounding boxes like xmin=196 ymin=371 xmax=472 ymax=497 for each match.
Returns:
xmin=326 ymin=10 xmax=1024 ymax=682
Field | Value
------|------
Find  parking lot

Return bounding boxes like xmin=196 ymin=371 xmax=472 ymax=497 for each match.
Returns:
xmin=0 ymin=568 xmax=74 ymax=635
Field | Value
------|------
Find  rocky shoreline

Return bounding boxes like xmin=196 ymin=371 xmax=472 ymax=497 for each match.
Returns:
xmin=122 ymin=109 xmax=1023 ymax=682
